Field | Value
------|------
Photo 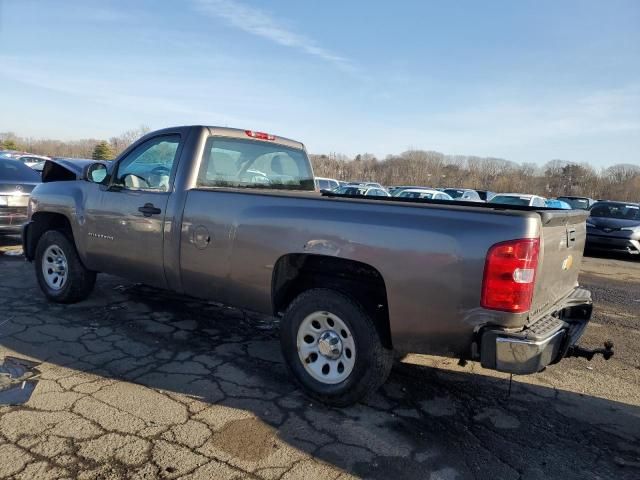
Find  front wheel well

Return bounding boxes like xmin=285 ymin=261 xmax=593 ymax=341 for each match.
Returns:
xmin=272 ymin=254 xmax=392 ymax=349
xmin=25 ymin=212 xmax=74 ymax=261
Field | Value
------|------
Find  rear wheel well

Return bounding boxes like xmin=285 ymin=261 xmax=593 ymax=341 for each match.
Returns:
xmin=26 ymin=212 xmax=74 ymax=260
xmin=272 ymin=254 xmax=392 ymax=349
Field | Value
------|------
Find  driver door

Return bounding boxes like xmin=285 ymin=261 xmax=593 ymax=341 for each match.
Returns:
xmin=84 ymin=134 xmax=182 ymax=287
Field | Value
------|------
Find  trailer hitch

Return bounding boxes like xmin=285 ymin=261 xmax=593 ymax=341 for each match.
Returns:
xmin=567 ymin=340 xmax=614 ymax=361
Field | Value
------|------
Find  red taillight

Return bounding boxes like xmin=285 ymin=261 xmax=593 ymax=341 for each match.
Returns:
xmin=481 ymin=238 xmax=540 ymax=313
xmin=245 ymin=130 xmax=275 ymax=141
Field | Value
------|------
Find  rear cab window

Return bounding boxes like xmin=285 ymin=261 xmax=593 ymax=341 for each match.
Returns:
xmin=197 ymin=137 xmax=314 ymax=191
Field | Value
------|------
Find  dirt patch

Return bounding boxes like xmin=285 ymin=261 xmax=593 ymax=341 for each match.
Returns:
xmin=209 ymin=417 xmax=278 ymax=462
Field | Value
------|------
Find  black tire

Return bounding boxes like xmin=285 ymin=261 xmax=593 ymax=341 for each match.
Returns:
xmin=35 ymin=230 xmax=96 ymax=303
xmin=280 ymin=288 xmax=393 ymax=407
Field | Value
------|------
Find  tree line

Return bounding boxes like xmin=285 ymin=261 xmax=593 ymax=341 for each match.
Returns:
xmin=0 ymin=126 xmax=150 ymax=161
xmin=1 ymin=129 xmax=637 ymax=201
xmin=311 ymin=151 xmax=640 ymax=202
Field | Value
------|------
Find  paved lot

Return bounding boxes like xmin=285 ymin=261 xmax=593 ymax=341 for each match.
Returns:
xmin=0 ymin=235 xmax=638 ymax=480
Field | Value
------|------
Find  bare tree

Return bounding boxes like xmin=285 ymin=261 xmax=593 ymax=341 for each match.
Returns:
xmin=5 ymin=128 xmax=639 ymax=202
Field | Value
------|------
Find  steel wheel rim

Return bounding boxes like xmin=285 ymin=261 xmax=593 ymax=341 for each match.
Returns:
xmin=42 ymin=244 xmax=68 ymax=291
xmin=296 ymin=311 xmax=356 ymax=384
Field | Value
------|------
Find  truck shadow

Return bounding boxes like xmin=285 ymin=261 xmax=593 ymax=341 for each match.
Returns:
xmin=0 ymin=258 xmax=639 ymax=479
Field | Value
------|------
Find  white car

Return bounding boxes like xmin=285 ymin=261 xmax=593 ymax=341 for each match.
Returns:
xmin=396 ymin=188 xmax=453 ymax=201
xmin=334 ymin=185 xmax=390 ymax=197
xmin=314 ymin=177 xmax=340 ymax=191
xmin=16 ymin=154 xmax=51 ymax=169
xmin=489 ymin=193 xmax=547 ymax=207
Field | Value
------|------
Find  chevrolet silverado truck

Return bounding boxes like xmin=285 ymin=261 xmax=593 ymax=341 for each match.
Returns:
xmin=22 ymin=126 xmax=610 ymax=406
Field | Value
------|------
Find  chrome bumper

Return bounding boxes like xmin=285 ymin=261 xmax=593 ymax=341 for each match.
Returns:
xmin=494 ymin=330 xmax=565 ymax=374
xmin=480 ymin=288 xmax=592 ymax=375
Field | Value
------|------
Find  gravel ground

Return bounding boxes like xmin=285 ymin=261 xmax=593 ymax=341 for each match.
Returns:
xmin=0 ymin=235 xmax=638 ymax=480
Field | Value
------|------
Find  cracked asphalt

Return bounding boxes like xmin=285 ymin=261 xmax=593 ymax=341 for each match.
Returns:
xmin=0 ymin=235 xmax=638 ymax=480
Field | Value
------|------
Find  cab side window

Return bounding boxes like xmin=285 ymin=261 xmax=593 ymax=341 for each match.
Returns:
xmin=114 ymin=135 xmax=180 ymax=191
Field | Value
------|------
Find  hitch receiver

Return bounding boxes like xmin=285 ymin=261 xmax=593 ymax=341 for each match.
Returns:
xmin=566 ymin=340 xmax=614 ymax=361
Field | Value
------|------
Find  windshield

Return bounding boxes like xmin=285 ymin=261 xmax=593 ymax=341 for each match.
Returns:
xmin=443 ymin=189 xmax=464 ymax=198
xmin=490 ymin=195 xmax=531 ymax=206
xmin=558 ymin=197 xmax=590 ymax=209
xmin=197 ymin=137 xmax=314 ymax=190
xmin=590 ymin=203 xmax=640 ymax=220
xmin=0 ymin=159 xmax=41 ymax=182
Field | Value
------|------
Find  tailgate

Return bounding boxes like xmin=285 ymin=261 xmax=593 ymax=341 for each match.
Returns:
xmin=529 ymin=209 xmax=590 ymax=319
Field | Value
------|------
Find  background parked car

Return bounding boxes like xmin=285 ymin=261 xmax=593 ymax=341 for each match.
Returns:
xmin=545 ymin=199 xmax=572 ymax=209
xmin=334 ymin=185 xmax=390 ymax=197
xmin=314 ymin=177 xmax=340 ymax=191
xmin=0 ymin=151 xmax=51 ymax=168
xmin=586 ymin=201 xmax=640 ymax=256
xmin=396 ymin=188 xmax=453 ymax=200
xmin=388 ymin=185 xmax=428 ymax=196
xmin=0 ymin=158 xmax=41 ymax=235
xmin=443 ymin=188 xmax=483 ymax=202
xmin=556 ymin=196 xmax=595 ymax=210
xmin=489 ymin=193 xmax=547 ymax=207
xmin=346 ymin=181 xmax=385 ymax=190
xmin=16 ymin=154 xmax=51 ymax=168
xmin=31 ymin=161 xmax=47 ymax=173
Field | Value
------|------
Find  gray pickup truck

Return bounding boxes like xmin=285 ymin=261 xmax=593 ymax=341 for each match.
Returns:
xmin=22 ymin=126 xmax=608 ymax=406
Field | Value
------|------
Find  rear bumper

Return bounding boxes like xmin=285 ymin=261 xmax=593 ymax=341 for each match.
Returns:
xmin=480 ymin=287 xmax=592 ymax=374
xmin=586 ymin=233 xmax=640 ymax=254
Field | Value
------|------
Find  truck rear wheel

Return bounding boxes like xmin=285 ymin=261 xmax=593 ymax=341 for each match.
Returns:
xmin=280 ymin=288 xmax=393 ymax=407
xmin=35 ymin=230 xmax=96 ymax=303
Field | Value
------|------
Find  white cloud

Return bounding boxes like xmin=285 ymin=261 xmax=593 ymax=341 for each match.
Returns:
xmin=192 ymin=0 xmax=353 ymax=70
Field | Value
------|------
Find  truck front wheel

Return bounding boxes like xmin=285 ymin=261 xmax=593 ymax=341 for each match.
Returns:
xmin=35 ymin=230 xmax=96 ymax=303
xmin=280 ymin=288 xmax=393 ymax=406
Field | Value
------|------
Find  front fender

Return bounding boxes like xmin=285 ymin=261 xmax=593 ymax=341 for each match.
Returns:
xmin=28 ymin=181 xmax=94 ymax=265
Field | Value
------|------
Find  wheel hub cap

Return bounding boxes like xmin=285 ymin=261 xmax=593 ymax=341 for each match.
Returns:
xmin=42 ymin=244 xmax=68 ymax=291
xmin=318 ymin=330 xmax=343 ymax=359
xmin=296 ymin=311 xmax=356 ymax=385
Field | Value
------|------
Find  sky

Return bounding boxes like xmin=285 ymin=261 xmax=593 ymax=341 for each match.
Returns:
xmin=0 ymin=0 xmax=639 ymax=167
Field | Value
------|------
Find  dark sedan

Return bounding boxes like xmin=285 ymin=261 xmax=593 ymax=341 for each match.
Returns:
xmin=586 ymin=201 xmax=640 ymax=256
xmin=0 ymin=159 xmax=40 ymax=235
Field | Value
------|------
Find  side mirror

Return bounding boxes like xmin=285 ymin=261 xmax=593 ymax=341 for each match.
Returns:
xmin=84 ymin=163 xmax=108 ymax=184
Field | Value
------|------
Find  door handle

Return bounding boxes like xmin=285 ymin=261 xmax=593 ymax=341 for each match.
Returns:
xmin=568 ymin=228 xmax=576 ymax=244
xmin=138 ymin=203 xmax=161 ymax=217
